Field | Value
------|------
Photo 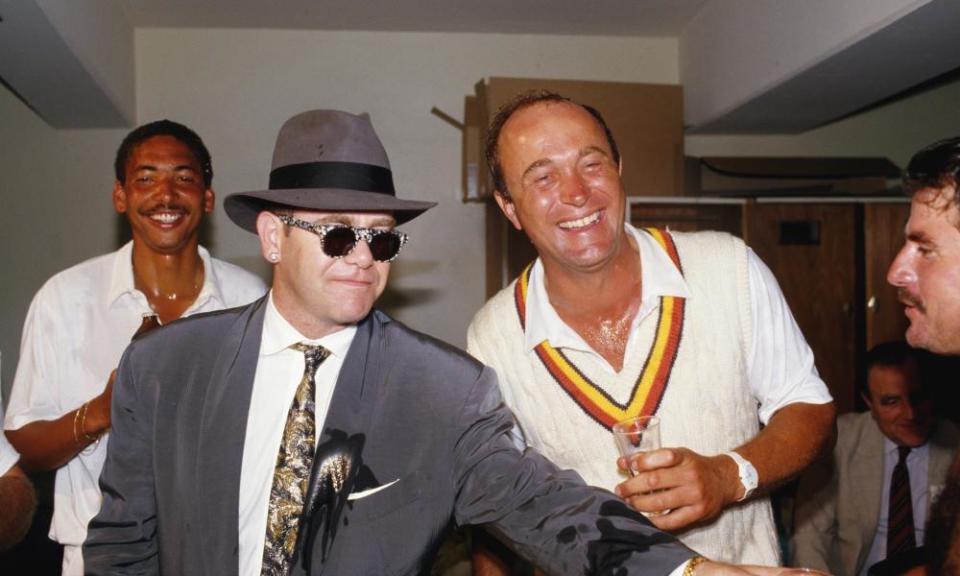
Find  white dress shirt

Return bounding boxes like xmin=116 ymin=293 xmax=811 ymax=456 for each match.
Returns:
xmin=4 ymin=241 xmax=266 ymax=575
xmin=859 ymin=440 xmax=931 ymax=576
xmin=523 ymin=223 xmax=832 ymax=425
xmin=238 ymin=293 xmax=357 ymax=576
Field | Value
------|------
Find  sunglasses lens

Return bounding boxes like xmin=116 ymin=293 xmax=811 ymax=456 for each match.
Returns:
xmin=321 ymin=227 xmax=358 ymax=258
xmin=368 ymin=231 xmax=403 ymax=262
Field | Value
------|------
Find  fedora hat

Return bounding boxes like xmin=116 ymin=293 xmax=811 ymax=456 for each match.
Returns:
xmin=225 ymin=110 xmax=436 ymax=233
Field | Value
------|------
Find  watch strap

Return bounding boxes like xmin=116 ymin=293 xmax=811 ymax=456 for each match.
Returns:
xmin=723 ymin=450 xmax=758 ymax=502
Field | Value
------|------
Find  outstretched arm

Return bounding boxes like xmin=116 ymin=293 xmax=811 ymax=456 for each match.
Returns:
xmin=453 ymin=366 xmax=695 ymax=574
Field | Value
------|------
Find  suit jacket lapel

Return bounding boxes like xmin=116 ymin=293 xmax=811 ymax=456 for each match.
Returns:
xmin=196 ymin=297 xmax=268 ymax=574
xmin=301 ymin=311 xmax=386 ymax=576
xmin=317 ymin=311 xmax=385 ymax=444
xmin=849 ymin=419 xmax=884 ymax=573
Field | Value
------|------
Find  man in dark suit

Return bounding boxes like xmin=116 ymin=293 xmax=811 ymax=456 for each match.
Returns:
xmin=791 ymin=341 xmax=959 ymax=575
xmin=83 ymin=109 xmax=813 ymax=576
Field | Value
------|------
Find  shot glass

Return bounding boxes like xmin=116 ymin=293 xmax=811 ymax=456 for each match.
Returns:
xmin=612 ymin=415 xmax=661 ymax=476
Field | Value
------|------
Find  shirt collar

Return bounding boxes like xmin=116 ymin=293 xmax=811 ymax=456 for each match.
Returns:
xmin=260 ymin=291 xmax=357 ymax=358
xmin=883 ymin=437 xmax=929 ymax=459
xmin=106 ymin=241 xmax=137 ymax=307
xmin=106 ymin=241 xmax=226 ymax=311
xmin=522 ymin=223 xmax=691 ymax=352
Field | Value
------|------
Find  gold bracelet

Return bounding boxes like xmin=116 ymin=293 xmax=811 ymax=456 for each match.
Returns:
xmin=72 ymin=405 xmax=83 ymax=444
xmin=683 ymin=556 xmax=706 ymax=576
xmin=79 ymin=401 xmax=100 ymax=442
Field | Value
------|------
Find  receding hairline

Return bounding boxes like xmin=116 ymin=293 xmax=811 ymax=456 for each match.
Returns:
xmin=497 ymin=100 xmax=617 ymax=172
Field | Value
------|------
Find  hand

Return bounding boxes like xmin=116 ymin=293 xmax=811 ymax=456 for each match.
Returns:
xmin=697 ymin=561 xmax=829 ymax=575
xmin=615 ymin=448 xmax=738 ymax=532
xmin=83 ymin=370 xmax=117 ymax=437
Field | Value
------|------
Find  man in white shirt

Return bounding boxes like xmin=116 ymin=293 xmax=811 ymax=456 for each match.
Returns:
xmin=0 ymin=384 xmax=35 ymax=551
xmin=4 ymin=120 xmax=266 ymax=575
xmin=468 ymin=90 xmax=836 ymax=570
xmin=83 ymin=109 xmax=816 ymax=576
xmin=791 ymin=341 xmax=959 ymax=575
xmin=886 ymin=135 xmax=960 ymax=575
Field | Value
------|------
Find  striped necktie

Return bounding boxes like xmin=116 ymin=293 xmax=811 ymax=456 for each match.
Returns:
xmin=887 ymin=445 xmax=917 ymax=557
xmin=261 ymin=343 xmax=331 ymax=575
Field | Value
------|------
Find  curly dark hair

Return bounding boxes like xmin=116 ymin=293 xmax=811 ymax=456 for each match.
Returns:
xmin=484 ymin=90 xmax=620 ymax=200
xmin=904 ymin=136 xmax=960 ymax=205
xmin=114 ymin=120 xmax=213 ymax=187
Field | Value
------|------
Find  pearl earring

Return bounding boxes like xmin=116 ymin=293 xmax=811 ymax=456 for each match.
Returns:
xmin=269 ymin=252 xmax=279 ymax=262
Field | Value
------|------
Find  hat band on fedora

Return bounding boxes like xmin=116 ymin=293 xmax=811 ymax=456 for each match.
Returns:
xmin=269 ymin=161 xmax=396 ymax=196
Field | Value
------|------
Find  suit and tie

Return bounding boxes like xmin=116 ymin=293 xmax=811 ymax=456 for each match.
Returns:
xmin=83 ymin=297 xmax=694 ymax=575
xmin=790 ymin=410 xmax=959 ymax=575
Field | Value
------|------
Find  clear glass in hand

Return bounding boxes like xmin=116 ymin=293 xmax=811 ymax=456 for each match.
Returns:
xmin=612 ymin=415 xmax=667 ymax=517
xmin=612 ymin=415 xmax=661 ymax=476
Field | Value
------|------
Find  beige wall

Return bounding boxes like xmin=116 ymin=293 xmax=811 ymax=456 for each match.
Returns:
xmin=1 ymin=27 xmax=958 ymax=397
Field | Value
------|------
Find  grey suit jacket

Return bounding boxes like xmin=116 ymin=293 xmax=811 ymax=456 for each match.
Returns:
xmin=84 ymin=297 xmax=693 ymax=575
xmin=791 ymin=411 xmax=959 ymax=576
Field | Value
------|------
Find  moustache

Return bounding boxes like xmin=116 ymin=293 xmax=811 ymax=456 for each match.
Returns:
xmin=138 ymin=203 xmax=188 ymax=215
xmin=897 ymin=289 xmax=926 ymax=313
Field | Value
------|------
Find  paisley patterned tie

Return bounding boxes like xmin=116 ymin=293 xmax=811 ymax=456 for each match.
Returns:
xmin=261 ymin=343 xmax=330 ymax=575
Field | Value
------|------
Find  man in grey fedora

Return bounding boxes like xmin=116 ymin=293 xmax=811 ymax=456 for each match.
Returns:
xmin=83 ymin=109 xmax=812 ymax=576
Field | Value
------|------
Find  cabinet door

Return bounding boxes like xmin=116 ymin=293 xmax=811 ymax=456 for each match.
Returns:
xmin=629 ymin=203 xmax=742 ymax=237
xmin=864 ymin=202 xmax=911 ymax=350
xmin=745 ymin=203 xmax=858 ymax=412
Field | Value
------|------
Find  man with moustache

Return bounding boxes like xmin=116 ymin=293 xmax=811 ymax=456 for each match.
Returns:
xmin=83 ymin=109 xmax=819 ymax=576
xmin=468 ymin=91 xmax=835 ymax=568
xmin=791 ymin=341 xmax=959 ymax=575
xmin=886 ymin=135 xmax=960 ymax=575
xmin=4 ymin=120 xmax=266 ymax=574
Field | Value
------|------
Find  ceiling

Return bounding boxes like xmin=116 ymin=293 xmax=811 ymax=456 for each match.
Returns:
xmin=2 ymin=0 xmax=959 ymax=132
xmin=120 ymin=0 xmax=710 ymax=37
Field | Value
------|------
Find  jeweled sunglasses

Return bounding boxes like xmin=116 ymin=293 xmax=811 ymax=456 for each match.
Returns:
xmin=276 ymin=214 xmax=408 ymax=262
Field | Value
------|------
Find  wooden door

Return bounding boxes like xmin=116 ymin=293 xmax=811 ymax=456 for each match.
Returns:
xmin=745 ymin=202 xmax=859 ymax=413
xmin=863 ymin=202 xmax=911 ymax=350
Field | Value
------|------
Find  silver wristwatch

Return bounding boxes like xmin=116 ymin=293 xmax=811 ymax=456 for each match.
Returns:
xmin=723 ymin=451 xmax=758 ymax=502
